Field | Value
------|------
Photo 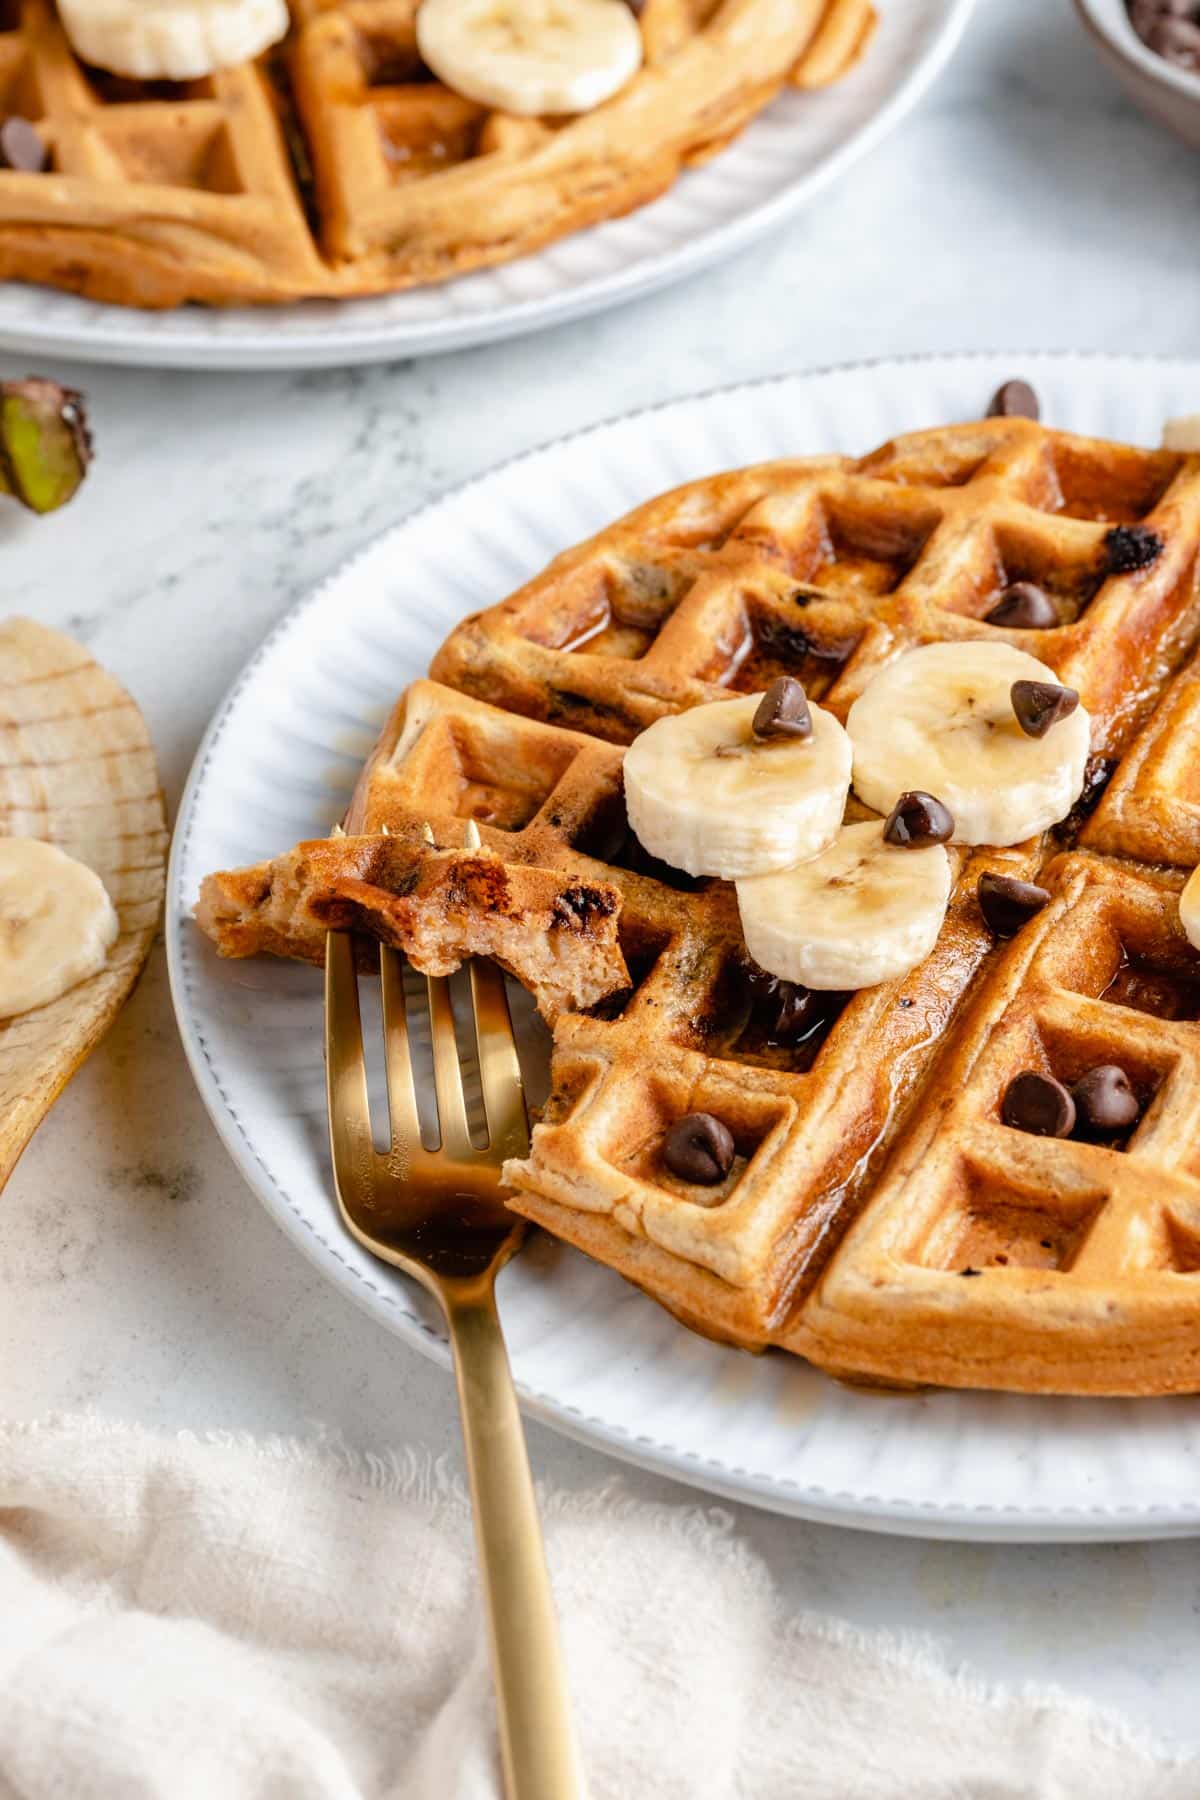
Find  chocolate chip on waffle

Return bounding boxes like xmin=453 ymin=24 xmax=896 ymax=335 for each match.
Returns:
xmin=0 ymin=0 xmax=873 ymax=306
xmin=199 ymin=415 xmax=1200 ymax=1393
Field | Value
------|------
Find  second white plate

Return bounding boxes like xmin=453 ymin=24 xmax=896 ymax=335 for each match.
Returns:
xmin=169 ymin=351 xmax=1200 ymax=1541
xmin=0 ymin=0 xmax=971 ymax=370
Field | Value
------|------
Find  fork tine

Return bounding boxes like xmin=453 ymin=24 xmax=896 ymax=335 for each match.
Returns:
xmin=380 ymin=947 xmax=424 ymax=1163
xmin=427 ymin=973 xmax=476 ymax=1160
xmin=324 ymin=932 xmax=375 ymax=1190
xmin=469 ymin=960 xmax=529 ymax=1162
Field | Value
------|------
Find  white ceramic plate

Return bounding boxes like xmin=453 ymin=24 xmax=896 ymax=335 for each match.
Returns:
xmin=169 ymin=352 xmax=1200 ymax=1541
xmin=0 ymin=0 xmax=971 ymax=371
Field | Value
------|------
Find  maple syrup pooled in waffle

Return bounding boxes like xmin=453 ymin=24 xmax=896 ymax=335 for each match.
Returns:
xmin=198 ymin=411 xmax=1200 ymax=1395
xmin=0 ymin=0 xmax=874 ymax=306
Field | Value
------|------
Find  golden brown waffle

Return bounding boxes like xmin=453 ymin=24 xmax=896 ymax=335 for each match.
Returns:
xmin=794 ymin=851 xmax=1200 ymax=1395
xmin=199 ymin=416 xmax=1200 ymax=1393
xmin=1082 ymin=645 xmax=1200 ymax=869
xmin=432 ymin=416 xmax=1200 ymax=755
xmin=0 ymin=0 xmax=871 ymax=306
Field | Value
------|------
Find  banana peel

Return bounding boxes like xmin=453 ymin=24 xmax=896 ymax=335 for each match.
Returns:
xmin=0 ymin=379 xmax=92 ymax=513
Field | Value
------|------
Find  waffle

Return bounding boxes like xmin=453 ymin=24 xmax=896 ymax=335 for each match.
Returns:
xmin=0 ymin=0 xmax=872 ymax=307
xmin=195 ymin=720 xmax=631 ymax=1021
xmin=199 ymin=415 xmax=1200 ymax=1393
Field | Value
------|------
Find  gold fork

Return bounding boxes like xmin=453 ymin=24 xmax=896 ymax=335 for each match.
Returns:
xmin=324 ymin=931 xmax=585 ymax=1800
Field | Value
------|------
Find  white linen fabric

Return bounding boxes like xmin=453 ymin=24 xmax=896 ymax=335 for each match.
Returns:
xmin=0 ymin=1416 xmax=1191 ymax=1800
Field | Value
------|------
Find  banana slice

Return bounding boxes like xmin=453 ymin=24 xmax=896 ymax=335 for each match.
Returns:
xmin=1180 ymin=866 xmax=1200 ymax=953
xmin=56 ymin=0 xmax=288 ymax=81
xmin=736 ymin=821 xmax=952 ymax=991
xmin=1163 ymin=415 xmax=1200 ymax=453
xmin=416 ymin=0 xmax=643 ymax=117
xmin=623 ymin=694 xmax=852 ymax=881
xmin=846 ymin=642 xmax=1091 ymax=846
xmin=0 ymin=839 xmax=118 ymax=1020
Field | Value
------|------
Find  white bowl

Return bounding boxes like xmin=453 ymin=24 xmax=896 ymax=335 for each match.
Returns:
xmin=1074 ymin=0 xmax=1200 ymax=148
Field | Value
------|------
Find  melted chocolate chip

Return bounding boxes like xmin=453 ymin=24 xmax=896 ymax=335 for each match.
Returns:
xmin=0 ymin=116 xmax=48 ymax=173
xmin=986 ymin=379 xmax=1039 ymax=421
xmin=978 ymin=871 xmax=1051 ymax=938
xmin=984 ymin=581 xmax=1059 ymax=630
xmin=883 ymin=790 xmax=954 ymax=847
xmin=1002 ymin=1071 xmax=1076 ymax=1138
xmin=552 ymin=884 xmax=618 ymax=930
xmin=1058 ymin=753 xmax=1116 ymax=842
xmin=745 ymin=968 xmax=821 ymax=1044
xmin=1103 ymin=524 xmax=1163 ymax=575
xmin=662 ymin=1112 xmax=735 ymax=1185
xmin=1072 ymin=1065 xmax=1141 ymax=1135
xmin=1011 ymin=679 xmax=1080 ymax=739
xmin=752 ymin=675 xmax=812 ymax=742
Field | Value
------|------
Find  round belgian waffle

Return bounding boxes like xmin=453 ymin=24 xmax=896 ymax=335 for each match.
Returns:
xmin=196 ymin=413 xmax=1200 ymax=1395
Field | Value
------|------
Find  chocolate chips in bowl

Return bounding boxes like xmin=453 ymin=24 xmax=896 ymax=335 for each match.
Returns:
xmin=1074 ymin=0 xmax=1200 ymax=152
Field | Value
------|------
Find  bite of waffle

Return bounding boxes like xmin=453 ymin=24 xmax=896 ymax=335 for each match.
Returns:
xmin=0 ymin=0 xmax=874 ymax=307
xmin=197 ymin=401 xmax=1200 ymax=1395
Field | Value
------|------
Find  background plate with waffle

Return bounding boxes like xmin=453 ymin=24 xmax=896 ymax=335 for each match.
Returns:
xmin=0 ymin=0 xmax=971 ymax=365
xmin=170 ymin=354 xmax=1200 ymax=1539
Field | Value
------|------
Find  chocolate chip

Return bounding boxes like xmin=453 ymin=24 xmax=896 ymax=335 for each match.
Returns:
xmin=662 ymin=1112 xmax=735 ymax=1185
xmin=746 ymin=969 xmax=820 ymax=1043
xmin=986 ymin=379 xmax=1039 ymax=421
xmin=1103 ymin=524 xmax=1163 ymax=575
xmin=0 ymin=117 xmax=48 ymax=174
xmin=1059 ymin=752 xmax=1116 ymax=839
xmin=984 ymin=582 xmax=1059 ymax=630
xmin=752 ymin=676 xmax=812 ymax=742
xmin=1072 ymin=1065 xmax=1141 ymax=1135
xmin=1002 ymin=1071 xmax=1077 ymax=1137
xmin=1010 ymin=679 xmax=1080 ymax=739
xmin=959 ymin=1267 xmax=982 ymax=1278
xmin=552 ymin=884 xmax=617 ymax=930
xmin=882 ymin=790 xmax=954 ymax=847
xmin=978 ymin=871 xmax=1052 ymax=937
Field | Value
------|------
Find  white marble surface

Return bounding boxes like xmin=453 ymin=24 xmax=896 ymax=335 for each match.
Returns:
xmin=5 ymin=0 xmax=1200 ymax=1766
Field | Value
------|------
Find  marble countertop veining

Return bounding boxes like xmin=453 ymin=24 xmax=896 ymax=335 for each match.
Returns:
xmin=5 ymin=0 xmax=1200 ymax=1762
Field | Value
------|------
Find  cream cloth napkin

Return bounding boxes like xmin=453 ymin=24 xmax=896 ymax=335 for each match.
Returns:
xmin=0 ymin=1415 xmax=1192 ymax=1800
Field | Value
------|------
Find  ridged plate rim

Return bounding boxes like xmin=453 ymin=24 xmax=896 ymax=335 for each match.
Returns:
xmin=168 ymin=350 xmax=1200 ymax=1541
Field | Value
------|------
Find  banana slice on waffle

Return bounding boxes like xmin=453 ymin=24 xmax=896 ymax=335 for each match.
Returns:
xmin=847 ymin=642 xmax=1091 ymax=846
xmin=1180 ymin=865 xmax=1200 ymax=950
xmin=417 ymin=0 xmax=644 ymax=116
xmin=57 ymin=0 xmax=288 ymax=80
xmin=623 ymin=687 xmax=852 ymax=880
xmin=736 ymin=820 xmax=953 ymax=990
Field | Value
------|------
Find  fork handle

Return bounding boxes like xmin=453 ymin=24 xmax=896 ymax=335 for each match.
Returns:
xmin=445 ymin=1287 xmax=587 ymax=1800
